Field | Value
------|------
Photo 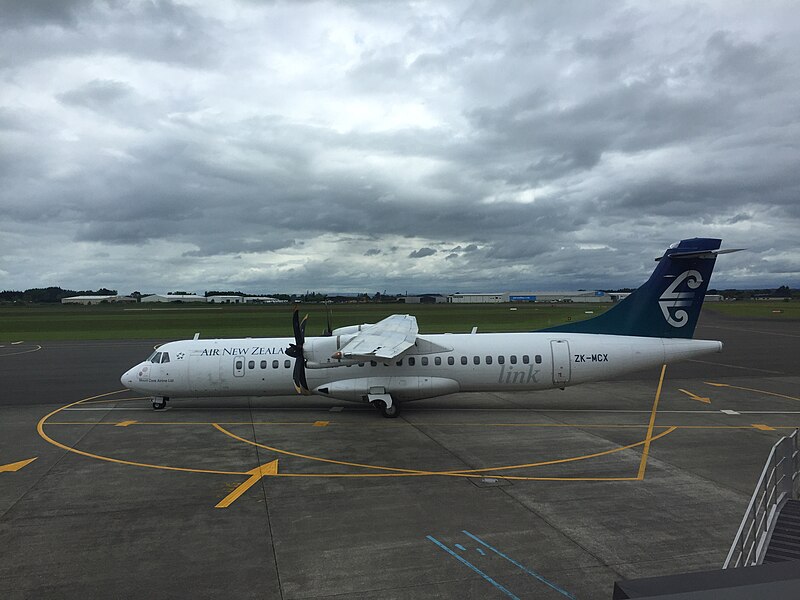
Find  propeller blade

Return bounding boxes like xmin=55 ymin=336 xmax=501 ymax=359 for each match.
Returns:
xmin=293 ymin=357 xmax=309 ymax=394
xmin=287 ymin=306 xmax=310 ymax=394
xmin=323 ymin=301 xmax=333 ymax=336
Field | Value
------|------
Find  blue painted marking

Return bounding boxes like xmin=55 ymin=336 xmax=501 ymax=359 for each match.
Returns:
xmin=427 ymin=536 xmax=520 ymax=600
xmin=455 ymin=543 xmax=466 ymax=551
xmin=462 ymin=530 xmax=577 ymax=599
xmin=477 ymin=548 xmax=486 ymax=556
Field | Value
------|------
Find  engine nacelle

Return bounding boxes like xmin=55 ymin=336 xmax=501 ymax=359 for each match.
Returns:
xmin=314 ymin=376 xmax=460 ymax=402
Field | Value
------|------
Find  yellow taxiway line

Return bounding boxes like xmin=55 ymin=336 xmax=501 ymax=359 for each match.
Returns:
xmin=215 ymin=460 xmax=278 ymax=509
xmin=637 ymin=364 xmax=666 ymax=480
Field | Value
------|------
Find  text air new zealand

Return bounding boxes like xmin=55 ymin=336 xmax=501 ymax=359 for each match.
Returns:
xmin=121 ymin=238 xmax=741 ymax=417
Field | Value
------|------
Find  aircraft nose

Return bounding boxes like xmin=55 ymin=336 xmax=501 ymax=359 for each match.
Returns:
xmin=121 ymin=366 xmax=136 ymax=388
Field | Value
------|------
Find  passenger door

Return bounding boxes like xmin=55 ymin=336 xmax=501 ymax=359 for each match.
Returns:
xmin=550 ymin=339 xmax=571 ymax=385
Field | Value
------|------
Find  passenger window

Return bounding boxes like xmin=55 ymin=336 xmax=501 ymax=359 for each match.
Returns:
xmin=408 ymin=357 xmax=416 ymax=366
xmin=260 ymin=360 xmax=267 ymax=369
xmin=358 ymin=362 xmax=364 ymax=367
xmin=370 ymin=360 xmax=377 ymax=367
xmin=284 ymin=360 xmax=291 ymax=368
xmin=151 ymin=352 xmax=162 ymax=364
xmin=535 ymin=355 xmax=542 ymax=364
xmin=235 ymin=360 xmax=243 ymax=370
xmin=421 ymin=357 xmax=428 ymax=366
xmin=485 ymin=356 xmax=492 ymax=365
xmin=522 ymin=355 xmax=530 ymax=364
xmin=461 ymin=356 xmax=467 ymax=365
xmin=498 ymin=356 xmax=504 ymax=364
xmin=447 ymin=356 xmax=454 ymax=365
xmin=473 ymin=356 xmax=480 ymax=365
xmin=435 ymin=357 xmax=441 ymax=366
xmin=248 ymin=360 xmax=255 ymax=369
xmin=272 ymin=360 xmax=279 ymax=368
xmin=510 ymin=355 xmax=517 ymax=364
xmin=396 ymin=359 xmax=403 ymax=366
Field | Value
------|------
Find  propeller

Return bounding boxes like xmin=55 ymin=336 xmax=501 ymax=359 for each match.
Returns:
xmin=322 ymin=300 xmax=333 ymax=336
xmin=285 ymin=306 xmax=310 ymax=394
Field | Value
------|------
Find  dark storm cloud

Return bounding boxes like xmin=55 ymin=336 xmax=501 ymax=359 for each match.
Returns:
xmin=0 ymin=0 xmax=91 ymax=27
xmin=408 ymin=247 xmax=436 ymax=259
xmin=0 ymin=0 xmax=218 ymax=69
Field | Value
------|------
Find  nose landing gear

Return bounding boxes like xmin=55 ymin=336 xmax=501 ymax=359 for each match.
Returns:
xmin=151 ymin=396 xmax=168 ymax=410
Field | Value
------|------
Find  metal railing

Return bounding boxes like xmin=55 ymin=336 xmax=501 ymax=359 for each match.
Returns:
xmin=724 ymin=429 xmax=799 ymax=568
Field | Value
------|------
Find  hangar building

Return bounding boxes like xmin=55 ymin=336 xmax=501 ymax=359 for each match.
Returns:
xmin=448 ymin=291 xmax=611 ymax=303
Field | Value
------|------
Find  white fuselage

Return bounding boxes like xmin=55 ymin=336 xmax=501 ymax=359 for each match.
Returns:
xmin=120 ymin=332 xmax=722 ymax=404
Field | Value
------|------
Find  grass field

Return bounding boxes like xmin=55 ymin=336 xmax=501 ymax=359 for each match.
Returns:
xmin=702 ymin=300 xmax=800 ymax=319
xmin=1 ymin=300 xmax=796 ymax=342
xmin=0 ymin=302 xmax=611 ymax=341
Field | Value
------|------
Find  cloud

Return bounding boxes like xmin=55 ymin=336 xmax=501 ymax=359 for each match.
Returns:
xmin=408 ymin=247 xmax=437 ymax=259
xmin=0 ymin=1 xmax=798 ymax=293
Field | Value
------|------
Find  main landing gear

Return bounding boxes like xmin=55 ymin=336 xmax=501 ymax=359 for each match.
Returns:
xmin=368 ymin=392 xmax=400 ymax=418
xmin=151 ymin=396 xmax=168 ymax=410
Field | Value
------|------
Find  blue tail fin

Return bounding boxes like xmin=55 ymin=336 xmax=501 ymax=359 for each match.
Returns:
xmin=542 ymin=238 xmax=723 ymax=338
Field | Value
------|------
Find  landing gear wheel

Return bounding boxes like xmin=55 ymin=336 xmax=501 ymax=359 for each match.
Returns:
xmin=372 ymin=400 xmax=400 ymax=418
xmin=152 ymin=397 xmax=167 ymax=410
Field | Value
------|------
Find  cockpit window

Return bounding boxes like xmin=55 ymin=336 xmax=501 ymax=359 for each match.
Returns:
xmin=161 ymin=352 xmax=170 ymax=363
xmin=150 ymin=351 xmax=163 ymax=363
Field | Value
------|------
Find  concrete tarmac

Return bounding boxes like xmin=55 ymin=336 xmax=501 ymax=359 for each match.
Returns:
xmin=1 ymin=311 xmax=798 ymax=599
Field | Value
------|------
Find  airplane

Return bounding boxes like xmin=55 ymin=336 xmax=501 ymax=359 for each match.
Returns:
xmin=121 ymin=237 xmax=741 ymax=417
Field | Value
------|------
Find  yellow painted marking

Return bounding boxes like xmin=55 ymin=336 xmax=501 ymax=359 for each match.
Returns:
xmin=752 ymin=423 xmax=776 ymax=431
xmin=215 ymin=460 xmax=278 ymax=508
xmin=212 ymin=422 xmax=676 ymax=479
xmin=47 ymin=422 xmax=799 ymax=431
xmin=637 ymin=364 xmax=667 ymax=480
xmin=0 ymin=457 xmax=37 ymax=472
xmin=81 ymin=396 xmax=149 ymax=404
xmin=115 ymin=420 xmax=137 ymax=427
xmin=39 ymin=385 xmax=680 ymax=484
xmin=37 ymin=391 xmax=248 ymax=476
xmin=705 ymin=382 xmax=800 ymax=403
xmin=313 ymin=421 xmax=329 ymax=427
xmin=678 ymin=389 xmax=711 ymax=404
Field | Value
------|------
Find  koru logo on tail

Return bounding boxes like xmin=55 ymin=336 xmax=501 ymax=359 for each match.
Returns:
xmin=659 ymin=270 xmax=702 ymax=327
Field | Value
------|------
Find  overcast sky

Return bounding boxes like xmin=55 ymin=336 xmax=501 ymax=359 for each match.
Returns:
xmin=1 ymin=1 xmax=798 ymax=295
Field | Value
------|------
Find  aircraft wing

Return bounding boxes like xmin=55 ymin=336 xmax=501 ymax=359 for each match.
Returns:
xmin=336 ymin=314 xmax=418 ymax=360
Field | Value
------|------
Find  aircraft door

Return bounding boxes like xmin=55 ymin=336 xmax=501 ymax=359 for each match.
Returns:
xmin=550 ymin=340 xmax=571 ymax=385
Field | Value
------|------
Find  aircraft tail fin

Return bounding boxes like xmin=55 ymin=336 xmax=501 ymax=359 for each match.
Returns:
xmin=541 ymin=238 xmax=738 ymax=338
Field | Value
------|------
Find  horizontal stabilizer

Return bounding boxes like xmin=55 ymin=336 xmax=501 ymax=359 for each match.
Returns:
xmin=655 ymin=248 xmax=744 ymax=261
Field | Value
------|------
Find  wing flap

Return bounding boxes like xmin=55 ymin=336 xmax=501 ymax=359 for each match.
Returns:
xmin=337 ymin=314 xmax=418 ymax=360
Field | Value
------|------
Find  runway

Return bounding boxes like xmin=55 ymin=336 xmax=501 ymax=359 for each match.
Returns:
xmin=1 ymin=311 xmax=798 ymax=599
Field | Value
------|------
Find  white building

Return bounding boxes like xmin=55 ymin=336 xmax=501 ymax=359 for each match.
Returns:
xmin=206 ymin=295 xmax=244 ymax=303
xmin=62 ymin=295 xmax=116 ymax=305
xmin=206 ymin=295 xmax=286 ymax=304
xmin=448 ymin=293 xmax=505 ymax=304
xmin=447 ymin=291 xmax=612 ymax=304
xmin=141 ymin=294 xmax=206 ymax=303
